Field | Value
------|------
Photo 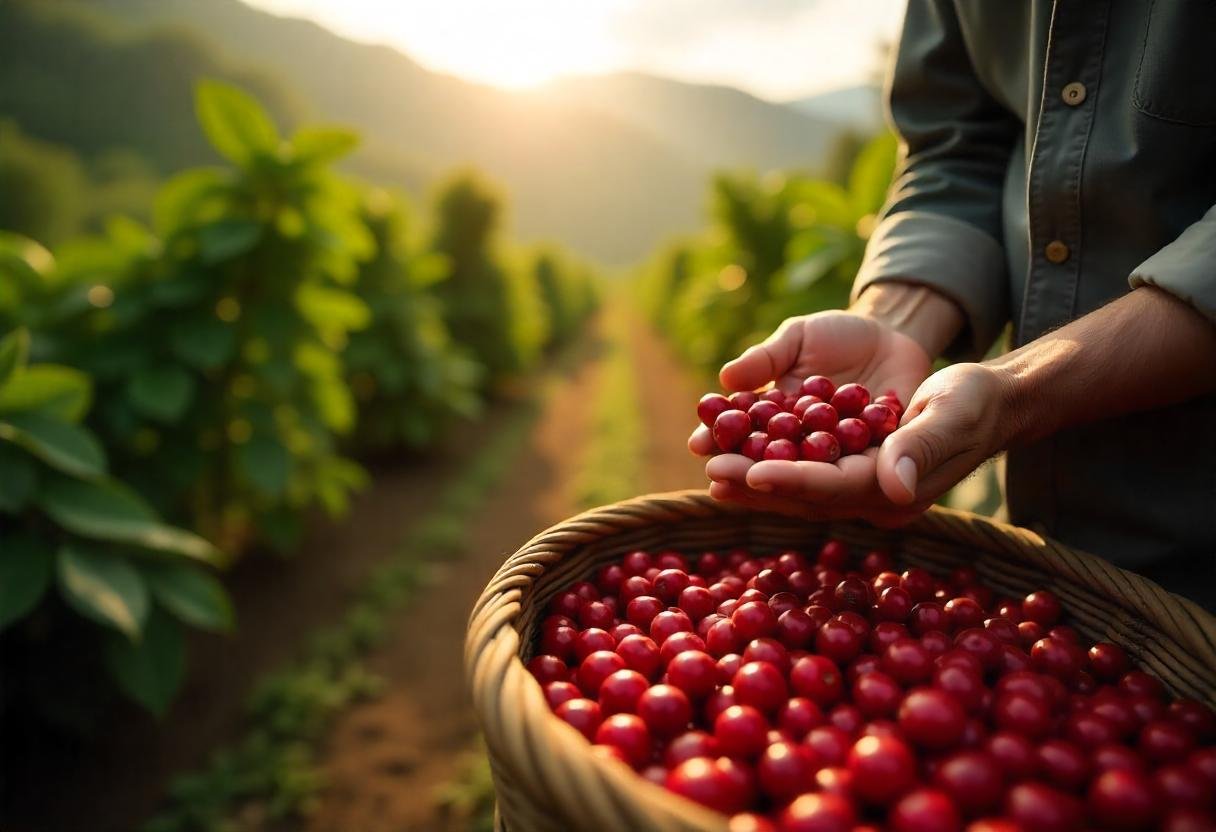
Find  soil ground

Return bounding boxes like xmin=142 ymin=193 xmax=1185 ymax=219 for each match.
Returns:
xmin=299 ymin=312 xmax=705 ymax=832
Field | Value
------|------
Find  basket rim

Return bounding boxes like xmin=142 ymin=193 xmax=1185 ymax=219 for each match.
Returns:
xmin=466 ymin=490 xmax=1216 ymax=831
xmin=470 ymin=490 xmax=1214 ymax=644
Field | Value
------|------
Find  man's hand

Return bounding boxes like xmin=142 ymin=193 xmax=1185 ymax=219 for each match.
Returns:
xmin=703 ymin=361 xmax=1015 ymax=527
xmin=689 ymin=282 xmax=965 ymax=523
xmin=687 ymin=309 xmax=932 ymax=455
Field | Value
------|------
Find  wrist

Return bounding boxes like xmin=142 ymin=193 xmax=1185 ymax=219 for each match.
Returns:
xmin=852 ymin=281 xmax=965 ymax=361
xmin=985 ymin=337 xmax=1078 ymax=446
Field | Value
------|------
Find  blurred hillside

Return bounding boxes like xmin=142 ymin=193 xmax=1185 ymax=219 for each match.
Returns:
xmin=788 ymin=84 xmax=885 ymax=133
xmin=1 ymin=0 xmax=850 ymax=263
xmin=547 ymin=72 xmax=836 ymax=170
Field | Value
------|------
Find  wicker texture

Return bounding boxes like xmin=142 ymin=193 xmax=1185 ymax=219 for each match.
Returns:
xmin=466 ymin=491 xmax=1216 ymax=832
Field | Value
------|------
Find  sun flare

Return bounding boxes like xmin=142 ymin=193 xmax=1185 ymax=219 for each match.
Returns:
xmin=251 ymin=0 xmax=628 ymax=90
xmin=244 ymin=0 xmax=904 ymax=99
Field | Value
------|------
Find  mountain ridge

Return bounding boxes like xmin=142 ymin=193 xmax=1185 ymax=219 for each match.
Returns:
xmin=29 ymin=0 xmax=850 ymax=262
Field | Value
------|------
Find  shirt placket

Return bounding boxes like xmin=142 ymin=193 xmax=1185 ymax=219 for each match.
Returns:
xmin=1019 ymin=0 xmax=1111 ymax=343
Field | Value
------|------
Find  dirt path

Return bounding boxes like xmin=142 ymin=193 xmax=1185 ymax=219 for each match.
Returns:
xmin=300 ymin=309 xmax=705 ymax=832
xmin=301 ymin=321 xmax=606 ymax=832
xmin=627 ymin=312 xmax=709 ymax=495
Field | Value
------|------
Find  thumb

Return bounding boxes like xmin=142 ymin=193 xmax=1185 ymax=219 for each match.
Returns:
xmin=719 ymin=319 xmax=802 ymax=392
xmin=875 ymin=396 xmax=957 ymax=506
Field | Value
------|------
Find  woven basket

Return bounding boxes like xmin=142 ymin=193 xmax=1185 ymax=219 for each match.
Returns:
xmin=465 ymin=490 xmax=1216 ymax=832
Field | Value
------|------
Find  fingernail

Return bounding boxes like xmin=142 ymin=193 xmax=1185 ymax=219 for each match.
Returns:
xmin=895 ymin=456 xmax=918 ymax=496
xmin=751 ymin=482 xmax=773 ymax=493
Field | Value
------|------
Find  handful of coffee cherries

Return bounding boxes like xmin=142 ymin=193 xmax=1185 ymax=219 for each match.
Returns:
xmin=697 ymin=376 xmax=904 ymax=463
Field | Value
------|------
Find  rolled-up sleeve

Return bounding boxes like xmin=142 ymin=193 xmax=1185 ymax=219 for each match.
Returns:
xmin=1129 ymin=203 xmax=1216 ymax=324
xmin=851 ymin=0 xmax=1021 ymax=359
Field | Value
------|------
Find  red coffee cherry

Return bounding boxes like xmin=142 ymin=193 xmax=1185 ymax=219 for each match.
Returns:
xmin=830 ymin=383 xmax=871 ymax=418
xmin=833 ymin=418 xmax=871 ymax=455
xmin=713 ymin=409 xmax=753 ymax=453
xmin=800 ymin=430 xmax=841 ymax=463
xmin=697 ymin=393 xmax=732 ymax=427
xmin=715 ymin=704 xmax=769 ymax=758
xmin=847 ymin=734 xmax=917 ymax=805
xmin=779 ymin=792 xmax=855 ymax=832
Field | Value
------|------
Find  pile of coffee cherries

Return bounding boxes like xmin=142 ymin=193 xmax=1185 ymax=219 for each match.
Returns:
xmin=697 ymin=377 xmax=903 ymax=463
xmin=528 ymin=543 xmax=1216 ymax=831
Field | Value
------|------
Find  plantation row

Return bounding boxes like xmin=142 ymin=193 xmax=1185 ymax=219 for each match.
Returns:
xmin=637 ymin=133 xmax=896 ymax=377
xmin=0 ymin=81 xmax=596 ymax=716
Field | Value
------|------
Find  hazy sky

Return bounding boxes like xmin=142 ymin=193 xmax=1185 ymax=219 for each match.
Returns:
xmin=243 ymin=0 xmax=906 ymax=100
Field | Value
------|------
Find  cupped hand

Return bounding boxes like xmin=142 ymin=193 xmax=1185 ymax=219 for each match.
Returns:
xmin=691 ymin=311 xmax=932 ymax=455
xmin=697 ymin=360 xmax=1014 ymax=526
xmin=687 ymin=311 xmax=934 ymax=520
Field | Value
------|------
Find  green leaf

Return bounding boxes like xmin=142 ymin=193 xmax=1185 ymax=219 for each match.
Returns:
xmin=0 ymin=442 xmax=37 ymax=511
xmin=153 ymin=168 xmax=227 ymax=236
xmin=0 ymin=328 xmax=30 ymax=385
xmin=144 ymin=563 xmax=234 ymax=633
xmin=0 ymin=364 xmax=93 ymax=422
xmin=236 ymin=435 xmax=292 ymax=497
xmin=785 ymin=237 xmax=857 ymax=290
xmin=410 ymin=252 xmax=450 ymax=288
xmin=848 ymin=132 xmax=899 ymax=216
xmin=197 ymin=219 xmax=262 ymax=264
xmin=150 ymin=275 xmax=210 ymax=309
xmin=169 ymin=317 xmax=237 ymax=370
xmin=295 ymin=284 xmax=371 ymax=334
xmin=36 ymin=476 xmax=223 ymax=565
xmin=57 ymin=544 xmax=148 ymax=638
xmin=0 ymin=412 xmax=106 ymax=479
xmin=195 ymin=79 xmax=280 ymax=165
xmin=291 ymin=126 xmax=359 ymax=164
xmin=104 ymin=607 xmax=184 ymax=715
xmin=0 ymin=232 xmax=53 ymax=290
xmin=786 ymin=180 xmax=856 ymax=228
xmin=126 ymin=366 xmax=195 ymax=423
xmin=0 ymin=533 xmax=54 ymax=630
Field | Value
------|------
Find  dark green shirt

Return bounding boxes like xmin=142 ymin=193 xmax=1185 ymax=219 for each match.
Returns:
xmin=853 ymin=1 xmax=1216 ymax=602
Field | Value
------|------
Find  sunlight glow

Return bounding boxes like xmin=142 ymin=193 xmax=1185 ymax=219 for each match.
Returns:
xmin=250 ymin=0 xmax=629 ymax=90
xmin=243 ymin=0 xmax=905 ymax=100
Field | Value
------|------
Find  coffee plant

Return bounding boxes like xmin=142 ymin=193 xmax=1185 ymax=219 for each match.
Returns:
xmin=0 ymin=328 xmax=231 ymax=715
xmin=32 ymin=80 xmax=372 ymax=552
xmin=430 ymin=172 xmax=548 ymax=389
xmin=528 ymin=244 xmax=599 ymax=351
xmin=0 ymin=79 xmax=599 ymax=724
xmin=344 ymin=189 xmax=482 ymax=450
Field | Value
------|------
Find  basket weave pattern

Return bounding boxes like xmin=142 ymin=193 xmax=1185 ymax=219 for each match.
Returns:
xmin=465 ymin=491 xmax=1216 ymax=832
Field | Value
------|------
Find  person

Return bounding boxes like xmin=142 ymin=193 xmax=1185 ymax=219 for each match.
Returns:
xmin=689 ymin=1 xmax=1216 ymax=609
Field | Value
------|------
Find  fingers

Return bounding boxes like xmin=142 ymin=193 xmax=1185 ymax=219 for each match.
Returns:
xmin=744 ymin=450 xmax=880 ymax=503
xmin=719 ymin=319 xmax=803 ymax=392
xmin=705 ymin=453 xmax=754 ymax=483
xmin=688 ymin=424 xmax=717 ymax=456
xmin=876 ymin=386 xmax=978 ymax=506
xmin=707 ymin=480 xmax=815 ymax=517
xmin=708 ymin=478 xmax=927 ymax=527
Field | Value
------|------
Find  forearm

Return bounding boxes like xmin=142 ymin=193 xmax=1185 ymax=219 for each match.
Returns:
xmin=853 ymin=281 xmax=966 ymax=360
xmin=993 ymin=286 xmax=1216 ymax=446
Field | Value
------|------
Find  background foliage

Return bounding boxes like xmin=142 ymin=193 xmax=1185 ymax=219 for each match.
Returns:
xmin=0 ymin=79 xmax=597 ymax=720
xmin=638 ymin=133 xmax=897 ymax=377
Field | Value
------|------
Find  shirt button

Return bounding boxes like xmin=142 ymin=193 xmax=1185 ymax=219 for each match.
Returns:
xmin=1062 ymin=82 xmax=1087 ymax=106
xmin=1045 ymin=240 xmax=1070 ymax=264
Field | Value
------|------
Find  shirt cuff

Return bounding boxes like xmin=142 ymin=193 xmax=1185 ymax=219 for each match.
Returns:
xmin=1128 ymin=204 xmax=1216 ymax=325
xmin=851 ymin=210 xmax=1009 ymax=360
